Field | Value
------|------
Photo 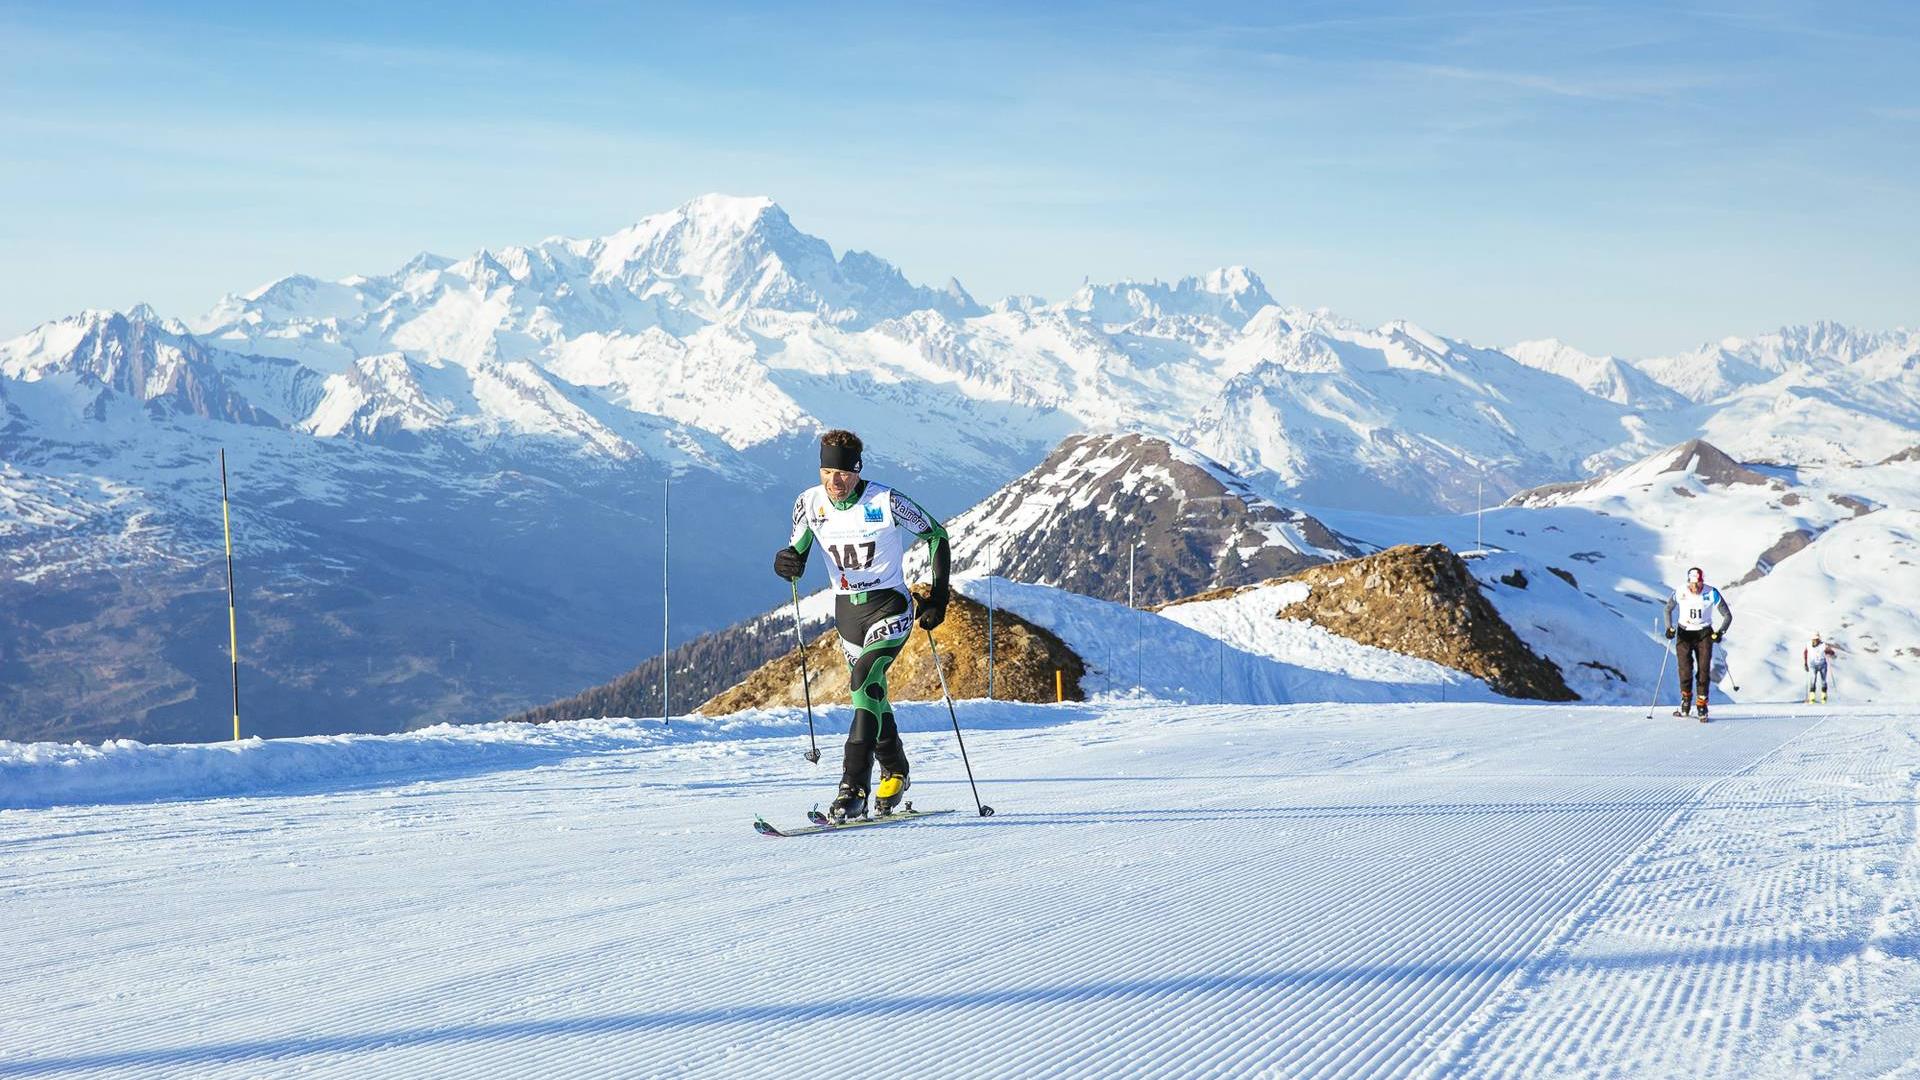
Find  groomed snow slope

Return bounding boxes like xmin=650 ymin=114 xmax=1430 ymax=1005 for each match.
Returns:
xmin=4 ymin=700 xmax=1916 ymax=1078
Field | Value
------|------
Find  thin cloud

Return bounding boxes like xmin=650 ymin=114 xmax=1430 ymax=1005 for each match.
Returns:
xmin=1401 ymin=62 xmax=1723 ymax=102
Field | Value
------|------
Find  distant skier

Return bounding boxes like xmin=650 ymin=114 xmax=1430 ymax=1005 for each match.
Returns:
xmin=1804 ymin=633 xmax=1836 ymax=703
xmin=772 ymin=429 xmax=952 ymax=822
xmin=1664 ymin=566 xmax=1732 ymax=721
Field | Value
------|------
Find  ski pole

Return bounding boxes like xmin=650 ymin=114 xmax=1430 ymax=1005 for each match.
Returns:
xmin=925 ymin=629 xmax=995 ymax=817
xmin=790 ymin=581 xmax=821 ymax=764
xmin=1645 ymin=638 xmax=1670 ymax=720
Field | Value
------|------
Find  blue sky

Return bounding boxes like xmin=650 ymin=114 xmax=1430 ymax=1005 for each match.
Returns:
xmin=2 ymin=1 xmax=1915 ymax=355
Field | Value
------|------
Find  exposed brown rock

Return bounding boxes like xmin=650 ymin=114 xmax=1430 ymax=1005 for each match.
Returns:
xmin=1504 ymin=478 xmax=1590 ymax=506
xmin=1267 ymin=544 xmax=1575 ymax=701
xmin=1829 ymin=493 xmax=1876 ymax=518
xmin=1662 ymin=439 xmax=1771 ymax=487
xmin=1732 ymin=529 xmax=1815 ymax=585
xmin=698 ymin=586 xmax=1085 ymax=715
xmin=1507 ymin=437 xmax=1769 ymax=506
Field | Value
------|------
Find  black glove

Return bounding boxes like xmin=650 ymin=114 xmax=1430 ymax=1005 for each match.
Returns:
xmin=773 ymin=546 xmax=807 ymax=581
xmin=1711 ymin=630 xmax=1724 ymax=643
xmin=1665 ymin=627 xmax=1676 ymax=640
xmin=917 ymin=585 xmax=949 ymax=631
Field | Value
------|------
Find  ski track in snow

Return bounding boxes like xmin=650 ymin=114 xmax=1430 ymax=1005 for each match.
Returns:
xmin=2 ymin=702 xmax=1914 ymax=1078
xmin=1441 ymin=706 xmax=1920 ymax=1078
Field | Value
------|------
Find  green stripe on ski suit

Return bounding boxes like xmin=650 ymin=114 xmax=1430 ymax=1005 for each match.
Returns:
xmin=851 ymin=633 xmax=907 ymax=716
xmin=792 ymin=527 xmax=814 ymax=555
xmin=895 ymin=492 xmax=948 ymax=580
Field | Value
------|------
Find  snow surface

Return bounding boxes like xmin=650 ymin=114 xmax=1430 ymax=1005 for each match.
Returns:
xmin=4 ymin=699 xmax=1916 ymax=1077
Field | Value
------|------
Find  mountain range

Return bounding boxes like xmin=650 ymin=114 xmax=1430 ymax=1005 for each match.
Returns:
xmin=3 ymin=193 xmax=1917 ymax=741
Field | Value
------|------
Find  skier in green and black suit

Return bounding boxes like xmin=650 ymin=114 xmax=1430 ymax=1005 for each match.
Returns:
xmin=773 ymin=429 xmax=951 ymax=821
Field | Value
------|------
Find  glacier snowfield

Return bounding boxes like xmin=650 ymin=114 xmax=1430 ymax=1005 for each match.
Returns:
xmin=4 ymin=700 xmax=1917 ymax=1078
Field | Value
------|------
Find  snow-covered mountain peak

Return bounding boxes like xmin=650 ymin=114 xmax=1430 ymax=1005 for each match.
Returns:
xmin=304 ymin=352 xmax=454 ymax=444
xmin=1378 ymin=319 xmax=1454 ymax=357
xmin=930 ymin=431 xmax=1353 ymax=604
xmin=577 ymin=193 xmax=974 ymax=326
xmin=1064 ymin=266 xmax=1276 ymax=328
xmin=1 ymin=312 xmax=97 ymax=379
xmin=244 ymin=274 xmax=315 ymax=304
xmin=396 ymin=250 xmax=453 ymax=276
xmin=1510 ymin=337 xmax=1605 ymax=365
xmin=668 ymin=192 xmax=782 ymax=234
xmin=992 ymin=294 xmax=1048 ymax=314
xmin=1632 ymin=320 xmax=1919 ymax=406
xmin=1200 ymin=265 xmax=1265 ymax=295
xmin=0 ymin=304 xmax=294 ymax=428
xmin=940 ymin=276 xmax=976 ymax=306
xmin=1720 ymin=320 xmax=1907 ymax=366
xmin=590 ymin=193 xmax=785 ymax=273
xmin=1509 ymin=337 xmax=1686 ymax=409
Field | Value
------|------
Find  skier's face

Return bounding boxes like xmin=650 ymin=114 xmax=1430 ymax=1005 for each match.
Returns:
xmin=820 ymin=467 xmax=859 ymax=501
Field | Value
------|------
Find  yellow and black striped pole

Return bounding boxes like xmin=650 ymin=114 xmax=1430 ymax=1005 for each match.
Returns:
xmin=219 ymin=450 xmax=241 ymax=741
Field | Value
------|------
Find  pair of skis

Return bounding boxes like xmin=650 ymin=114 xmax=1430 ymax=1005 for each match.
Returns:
xmin=761 ymin=625 xmax=995 ymax=839
xmin=754 ymin=803 xmax=956 ymax=838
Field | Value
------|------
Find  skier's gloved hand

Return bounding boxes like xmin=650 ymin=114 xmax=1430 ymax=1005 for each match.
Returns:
xmin=1665 ymin=627 xmax=1676 ymax=640
xmin=773 ymin=546 xmax=807 ymax=581
xmin=1711 ymin=630 xmax=1724 ymax=643
xmin=917 ymin=585 xmax=950 ymax=631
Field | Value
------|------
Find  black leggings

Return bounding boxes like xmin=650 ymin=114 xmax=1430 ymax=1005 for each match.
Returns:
xmin=1676 ymin=629 xmax=1714 ymax=705
xmin=836 ymin=589 xmax=915 ymax=791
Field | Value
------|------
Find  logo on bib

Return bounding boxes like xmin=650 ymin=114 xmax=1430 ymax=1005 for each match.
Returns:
xmin=864 ymin=505 xmax=884 ymax=522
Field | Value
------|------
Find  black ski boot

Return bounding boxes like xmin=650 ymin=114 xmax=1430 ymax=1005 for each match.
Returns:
xmin=1697 ymin=703 xmax=1710 ymax=723
xmin=873 ymin=770 xmax=910 ymax=816
xmin=1672 ymin=696 xmax=1692 ymax=719
xmin=829 ymin=781 xmax=868 ymax=823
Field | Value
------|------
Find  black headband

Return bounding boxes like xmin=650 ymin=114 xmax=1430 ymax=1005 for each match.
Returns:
xmin=820 ymin=444 xmax=862 ymax=472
